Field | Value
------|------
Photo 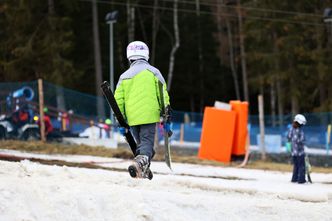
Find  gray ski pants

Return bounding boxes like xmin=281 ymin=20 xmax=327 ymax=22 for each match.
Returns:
xmin=131 ymin=123 xmax=156 ymax=160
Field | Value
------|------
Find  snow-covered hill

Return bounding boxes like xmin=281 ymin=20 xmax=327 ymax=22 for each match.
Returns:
xmin=0 ymin=150 xmax=331 ymax=221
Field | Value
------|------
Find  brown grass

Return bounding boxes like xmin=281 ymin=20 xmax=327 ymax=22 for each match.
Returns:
xmin=1 ymin=140 xmax=332 ymax=173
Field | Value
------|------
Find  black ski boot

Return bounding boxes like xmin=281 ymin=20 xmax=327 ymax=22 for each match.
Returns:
xmin=128 ymin=155 xmax=153 ymax=180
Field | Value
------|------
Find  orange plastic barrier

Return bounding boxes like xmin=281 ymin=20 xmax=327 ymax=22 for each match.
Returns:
xmin=230 ymin=101 xmax=249 ymax=155
xmin=198 ymin=107 xmax=236 ymax=163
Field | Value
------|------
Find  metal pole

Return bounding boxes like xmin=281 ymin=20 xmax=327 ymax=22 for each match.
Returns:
xmin=110 ymin=22 xmax=114 ymax=93
xmin=109 ymin=22 xmax=115 ymax=126
xmin=258 ymin=94 xmax=266 ymax=160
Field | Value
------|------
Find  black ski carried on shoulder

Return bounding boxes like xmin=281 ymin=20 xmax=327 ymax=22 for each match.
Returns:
xmin=100 ymin=81 xmax=137 ymax=154
xmin=101 ymin=81 xmax=153 ymax=180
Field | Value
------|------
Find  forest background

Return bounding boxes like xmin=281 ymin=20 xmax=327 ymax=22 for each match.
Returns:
xmin=1 ymin=0 xmax=332 ymax=118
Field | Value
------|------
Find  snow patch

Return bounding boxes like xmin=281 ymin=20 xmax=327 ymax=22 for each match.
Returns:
xmin=0 ymin=151 xmax=331 ymax=220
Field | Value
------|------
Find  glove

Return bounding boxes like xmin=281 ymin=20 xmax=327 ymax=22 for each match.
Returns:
xmin=160 ymin=105 xmax=172 ymax=123
xmin=160 ymin=105 xmax=173 ymax=137
xmin=285 ymin=142 xmax=291 ymax=153
xmin=165 ymin=105 xmax=172 ymax=123
xmin=119 ymin=127 xmax=126 ymax=136
xmin=163 ymin=122 xmax=173 ymax=137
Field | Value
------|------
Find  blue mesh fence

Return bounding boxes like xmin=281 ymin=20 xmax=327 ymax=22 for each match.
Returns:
xmin=0 ymin=81 xmax=110 ymax=118
xmin=0 ymin=81 xmax=331 ymax=150
xmin=42 ymin=81 xmax=110 ymax=118
xmin=0 ymin=81 xmax=38 ymax=114
xmin=249 ymin=113 xmax=332 ymax=149
xmin=0 ymin=81 xmax=109 ymax=133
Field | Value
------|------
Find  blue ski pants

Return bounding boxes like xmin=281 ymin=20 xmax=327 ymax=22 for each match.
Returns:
xmin=291 ymin=154 xmax=306 ymax=183
xmin=131 ymin=123 xmax=156 ymax=160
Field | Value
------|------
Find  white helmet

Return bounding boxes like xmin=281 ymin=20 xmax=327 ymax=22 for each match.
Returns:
xmin=294 ymin=114 xmax=307 ymax=125
xmin=126 ymin=41 xmax=149 ymax=61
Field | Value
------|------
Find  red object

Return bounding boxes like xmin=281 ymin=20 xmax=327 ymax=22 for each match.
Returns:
xmin=38 ymin=115 xmax=54 ymax=135
xmin=11 ymin=110 xmax=30 ymax=128
xmin=19 ymin=111 xmax=29 ymax=122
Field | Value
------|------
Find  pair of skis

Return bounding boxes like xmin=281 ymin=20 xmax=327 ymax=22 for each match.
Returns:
xmin=100 ymin=81 xmax=172 ymax=179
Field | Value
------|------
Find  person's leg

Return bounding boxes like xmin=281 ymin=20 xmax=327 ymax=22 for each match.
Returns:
xmin=291 ymin=156 xmax=299 ymax=182
xmin=128 ymin=123 xmax=156 ymax=179
xmin=130 ymin=125 xmax=140 ymax=155
xmin=135 ymin=123 xmax=156 ymax=160
xmin=297 ymin=154 xmax=306 ymax=183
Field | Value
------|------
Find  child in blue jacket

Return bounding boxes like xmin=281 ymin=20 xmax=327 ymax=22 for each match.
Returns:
xmin=287 ymin=114 xmax=307 ymax=184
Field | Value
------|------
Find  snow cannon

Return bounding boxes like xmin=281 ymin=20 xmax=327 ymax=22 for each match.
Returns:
xmin=12 ymin=86 xmax=35 ymax=101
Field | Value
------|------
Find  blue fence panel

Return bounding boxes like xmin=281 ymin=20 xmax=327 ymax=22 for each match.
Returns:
xmin=1 ymin=81 xmax=331 ymax=149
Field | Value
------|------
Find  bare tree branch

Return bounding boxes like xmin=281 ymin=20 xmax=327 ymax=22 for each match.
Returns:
xmin=167 ymin=0 xmax=180 ymax=91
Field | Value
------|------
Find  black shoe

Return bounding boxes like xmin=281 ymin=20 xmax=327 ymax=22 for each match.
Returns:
xmin=128 ymin=164 xmax=153 ymax=180
xmin=128 ymin=164 xmax=139 ymax=178
xmin=128 ymin=155 xmax=152 ymax=179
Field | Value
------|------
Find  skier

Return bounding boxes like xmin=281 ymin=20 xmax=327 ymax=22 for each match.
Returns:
xmin=114 ymin=41 xmax=171 ymax=178
xmin=287 ymin=114 xmax=307 ymax=184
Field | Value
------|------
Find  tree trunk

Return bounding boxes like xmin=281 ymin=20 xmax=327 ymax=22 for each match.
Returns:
xmin=226 ymin=19 xmax=241 ymax=100
xmin=55 ymin=86 xmax=66 ymax=111
xmin=216 ymin=1 xmax=223 ymax=59
xmin=92 ymin=0 xmax=105 ymax=118
xmin=276 ymin=77 xmax=283 ymax=126
xmin=151 ymin=0 xmax=160 ymax=65
xmin=137 ymin=8 xmax=148 ymax=43
xmin=271 ymin=31 xmax=280 ymax=127
xmin=259 ymin=75 xmax=264 ymax=96
xmin=48 ymin=0 xmax=55 ymax=15
xmin=258 ymin=94 xmax=266 ymax=160
xmin=237 ymin=0 xmax=249 ymax=102
xmin=270 ymin=81 xmax=276 ymax=126
xmin=316 ymin=24 xmax=327 ymax=110
xmin=273 ymin=31 xmax=283 ymax=127
xmin=48 ymin=0 xmax=66 ymax=111
xmin=38 ymin=79 xmax=46 ymax=142
xmin=196 ymin=0 xmax=204 ymax=112
xmin=328 ymin=26 xmax=332 ymax=111
xmin=117 ymin=41 xmax=125 ymax=71
xmin=291 ymin=95 xmax=299 ymax=115
xmin=167 ymin=0 xmax=180 ymax=91
xmin=320 ymin=82 xmax=326 ymax=108
xmin=127 ymin=0 xmax=135 ymax=43
xmin=291 ymin=78 xmax=298 ymax=115
xmin=329 ymin=88 xmax=332 ymax=111
xmin=216 ymin=0 xmax=240 ymax=100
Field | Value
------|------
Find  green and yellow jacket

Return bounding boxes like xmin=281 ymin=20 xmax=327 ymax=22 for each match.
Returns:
xmin=114 ymin=60 xmax=170 ymax=126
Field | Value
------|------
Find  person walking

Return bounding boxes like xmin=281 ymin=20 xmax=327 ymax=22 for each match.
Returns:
xmin=114 ymin=41 xmax=171 ymax=178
